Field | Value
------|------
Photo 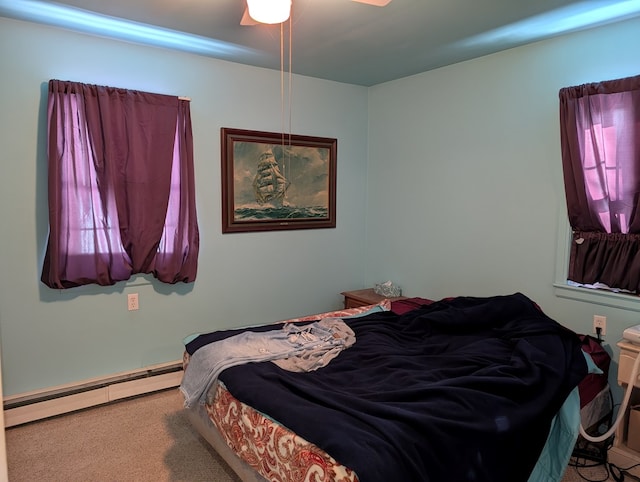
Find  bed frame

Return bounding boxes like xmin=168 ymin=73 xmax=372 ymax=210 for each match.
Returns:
xmin=186 ymin=399 xmax=267 ymax=482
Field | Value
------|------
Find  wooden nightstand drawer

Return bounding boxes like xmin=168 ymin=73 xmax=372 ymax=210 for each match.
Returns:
xmin=341 ymin=288 xmax=405 ymax=309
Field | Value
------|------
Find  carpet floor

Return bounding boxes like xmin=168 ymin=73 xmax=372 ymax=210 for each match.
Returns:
xmin=5 ymin=389 xmax=240 ymax=481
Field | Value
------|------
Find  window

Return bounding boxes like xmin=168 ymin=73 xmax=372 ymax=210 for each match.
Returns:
xmin=41 ymin=80 xmax=199 ymax=289
xmin=559 ymin=75 xmax=640 ymax=295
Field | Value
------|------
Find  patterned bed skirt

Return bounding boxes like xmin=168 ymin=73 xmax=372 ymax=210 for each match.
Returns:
xmin=204 ymin=381 xmax=358 ymax=482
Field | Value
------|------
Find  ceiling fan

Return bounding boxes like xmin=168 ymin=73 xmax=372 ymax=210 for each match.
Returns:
xmin=241 ymin=0 xmax=393 ymax=26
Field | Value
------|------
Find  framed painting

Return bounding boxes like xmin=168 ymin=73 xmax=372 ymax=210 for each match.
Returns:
xmin=221 ymin=128 xmax=337 ymax=233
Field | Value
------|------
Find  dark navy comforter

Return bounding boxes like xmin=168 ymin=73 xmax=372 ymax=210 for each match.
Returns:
xmin=187 ymin=293 xmax=587 ymax=482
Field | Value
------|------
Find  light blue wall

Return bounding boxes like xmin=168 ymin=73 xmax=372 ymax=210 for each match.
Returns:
xmin=0 ymin=17 xmax=369 ymax=396
xmin=366 ymin=17 xmax=640 ymax=392
xmin=2 ymin=13 xmax=640 ymax=399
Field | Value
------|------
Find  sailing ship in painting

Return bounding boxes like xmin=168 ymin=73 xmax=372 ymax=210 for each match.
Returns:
xmin=233 ymin=146 xmax=329 ymax=222
xmin=253 ymin=151 xmax=290 ymax=207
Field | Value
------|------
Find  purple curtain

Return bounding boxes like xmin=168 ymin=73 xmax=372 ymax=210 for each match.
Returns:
xmin=559 ymin=75 xmax=640 ymax=292
xmin=41 ymin=80 xmax=199 ymax=288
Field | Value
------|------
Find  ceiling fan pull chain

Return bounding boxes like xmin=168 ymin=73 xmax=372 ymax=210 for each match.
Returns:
xmin=288 ymin=13 xmax=293 ymax=150
xmin=280 ymin=21 xmax=285 ymax=148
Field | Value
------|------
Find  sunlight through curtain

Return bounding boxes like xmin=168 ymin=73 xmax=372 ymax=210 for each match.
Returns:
xmin=559 ymin=75 xmax=640 ymax=293
xmin=41 ymin=80 xmax=199 ymax=288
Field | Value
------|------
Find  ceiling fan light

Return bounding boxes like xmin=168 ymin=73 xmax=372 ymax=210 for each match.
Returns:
xmin=351 ymin=0 xmax=392 ymax=5
xmin=246 ymin=0 xmax=291 ymax=24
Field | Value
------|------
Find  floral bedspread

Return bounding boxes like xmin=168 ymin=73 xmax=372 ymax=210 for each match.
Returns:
xmin=206 ymin=382 xmax=358 ymax=482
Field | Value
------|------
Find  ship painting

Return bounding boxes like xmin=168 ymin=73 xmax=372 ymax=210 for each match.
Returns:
xmin=221 ymin=127 xmax=336 ymax=233
xmin=253 ymin=150 xmax=290 ymax=207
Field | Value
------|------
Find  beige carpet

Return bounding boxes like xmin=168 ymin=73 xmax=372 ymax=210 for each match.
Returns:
xmin=5 ymin=389 xmax=240 ymax=482
xmin=5 ymin=388 xmax=615 ymax=481
xmin=562 ymin=463 xmax=615 ymax=481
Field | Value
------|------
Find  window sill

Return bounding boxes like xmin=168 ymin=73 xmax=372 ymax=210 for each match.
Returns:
xmin=554 ymin=283 xmax=640 ymax=313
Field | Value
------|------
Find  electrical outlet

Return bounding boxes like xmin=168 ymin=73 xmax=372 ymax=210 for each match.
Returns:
xmin=593 ymin=315 xmax=606 ymax=336
xmin=128 ymin=293 xmax=139 ymax=311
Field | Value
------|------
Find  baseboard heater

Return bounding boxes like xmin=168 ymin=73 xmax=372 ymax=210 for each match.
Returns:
xmin=3 ymin=360 xmax=183 ymax=428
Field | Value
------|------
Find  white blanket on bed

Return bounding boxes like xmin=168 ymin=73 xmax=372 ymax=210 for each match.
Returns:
xmin=180 ymin=318 xmax=355 ymax=408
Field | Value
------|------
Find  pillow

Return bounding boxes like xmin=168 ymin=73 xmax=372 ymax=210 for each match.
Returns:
xmin=391 ymin=297 xmax=434 ymax=315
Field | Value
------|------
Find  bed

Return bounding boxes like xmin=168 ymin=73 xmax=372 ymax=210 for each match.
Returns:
xmin=180 ymin=293 xmax=590 ymax=482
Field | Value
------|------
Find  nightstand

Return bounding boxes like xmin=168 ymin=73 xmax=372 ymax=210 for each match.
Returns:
xmin=340 ymin=288 xmax=405 ymax=309
xmin=608 ymin=341 xmax=640 ymax=477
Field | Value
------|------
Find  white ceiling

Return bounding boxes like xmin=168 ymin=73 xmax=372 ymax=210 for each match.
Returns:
xmin=2 ymin=0 xmax=640 ymax=86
